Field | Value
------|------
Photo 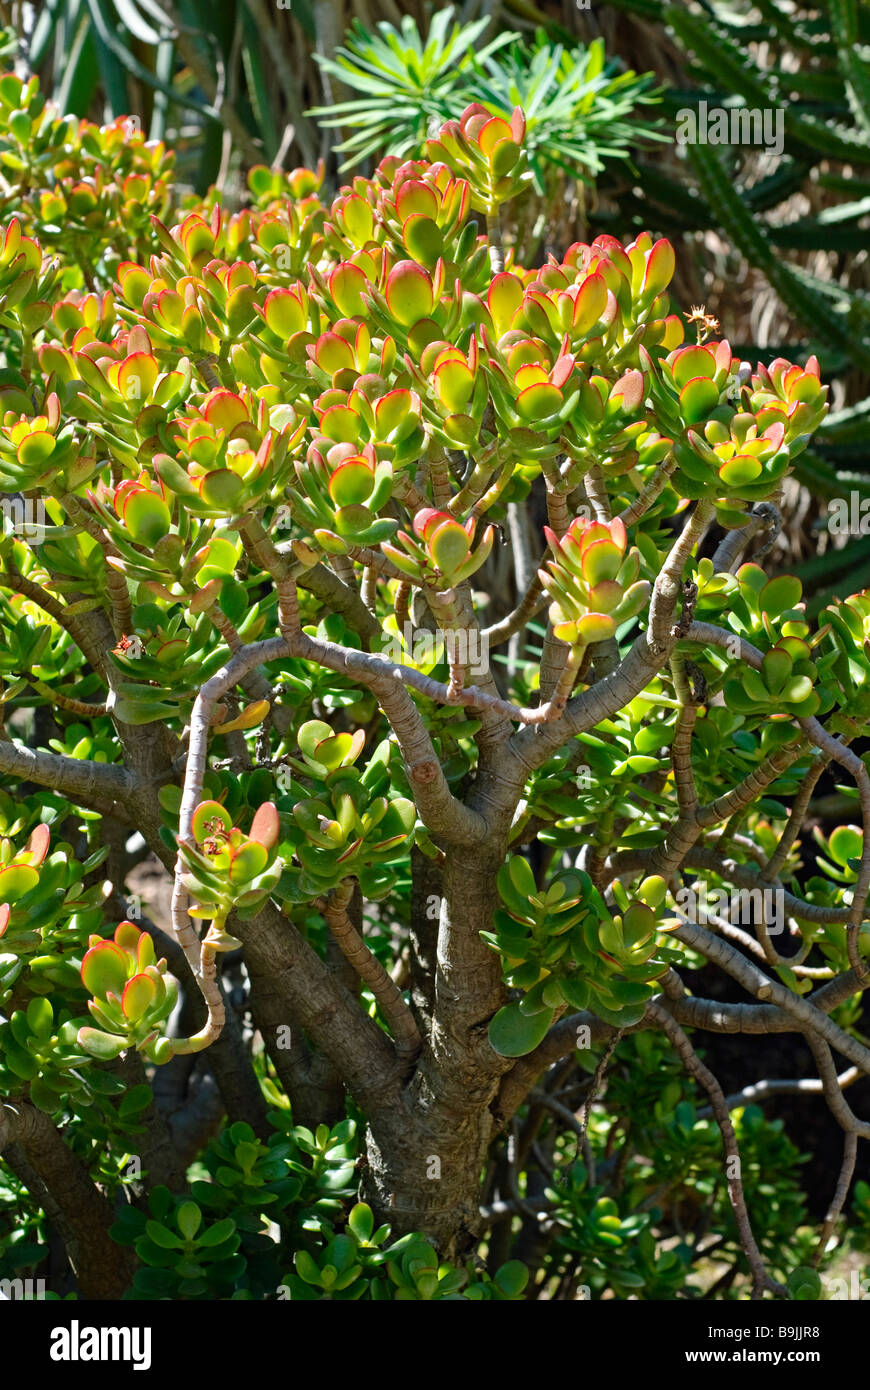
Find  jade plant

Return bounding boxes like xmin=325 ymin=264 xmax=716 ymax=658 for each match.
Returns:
xmin=0 ymin=70 xmax=868 ymax=1304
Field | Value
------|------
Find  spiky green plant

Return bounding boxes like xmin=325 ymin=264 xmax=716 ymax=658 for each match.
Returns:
xmin=311 ymin=10 xmax=663 ymax=187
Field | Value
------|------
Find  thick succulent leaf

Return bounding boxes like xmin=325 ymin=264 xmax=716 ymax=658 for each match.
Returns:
xmin=229 ymin=840 xmax=269 ymax=884
xmin=0 ymin=863 xmax=39 ymax=903
xmin=515 ymin=381 xmax=561 ymax=421
xmin=385 ymin=260 xmax=433 ymax=326
xmin=212 ymin=701 xmax=271 ymax=735
xmin=488 ymin=1001 xmax=555 ymax=1057
xmin=759 ymin=575 xmax=803 ymax=616
xmin=298 ymin=719 xmax=334 ymax=761
xmin=428 ymin=519 xmax=470 ymax=576
xmin=25 ymin=823 xmax=50 ymax=865
xmin=328 ymin=459 xmax=374 ymax=507
xmin=762 ymin=647 xmax=793 ymax=695
xmin=192 ymin=800 xmax=233 ymax=841
xmin=81 ymin=941 xmax=129 ymax=998
xmin=580 ymin=539 xmax=622 ymax=585
xmin=576 ymin=612 xmax=617 ymax=645
xmin=78 ymin=1026 xmax=128 ymax=1060
xmin=199 ymin=470 xmax=245 ymax=508
xmin=249 ymin=802 xmax=280 ymax=850
xmin=679 ymin=377 xmax=719 ymax=424
xmin=122 ymin=972 xmax=158 ymax=1022
xmin=402 ymin=214 xmax=442 ymax=267
xmin=122 ymin=489 xmax=172 ymax=546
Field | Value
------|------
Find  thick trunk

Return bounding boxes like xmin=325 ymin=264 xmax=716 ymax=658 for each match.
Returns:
xmin=232 ymin=899 xmax=402 ymax=1118
xmin=1 ymin=1107 xmax=136 ymax=1299
xmin=361 ymin=1083 xmax=497 ymax=1257
xmin=362 ymin=829 xmax=515 ymax=1254
xmin=408 ymin=846 xmax=442 ymax=1035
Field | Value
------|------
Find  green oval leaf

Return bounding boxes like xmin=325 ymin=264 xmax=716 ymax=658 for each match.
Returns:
xmin=759 ymin=574 xmax=803 ymax=616
xmin=177 ymin=1201 xmax=202 ymax=1241
xmin=488 ymin=1000 xmax=555 ymax=1058
xmin=0 ymin=863 xmax=39 ymax=903
xmin=77 ymin=1026 xmax=128 ymax=1060
xmin=192 ymin=800 xmax=233 ymax=842
xmin=81 ymin=941 xmax=129 ymax=998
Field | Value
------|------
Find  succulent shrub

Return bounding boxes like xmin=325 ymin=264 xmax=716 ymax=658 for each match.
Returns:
xmin=0 ymin=67 xmax=866 ymax=1305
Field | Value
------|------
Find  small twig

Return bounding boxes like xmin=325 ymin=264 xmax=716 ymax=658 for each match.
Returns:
xmin=485 ymin=571 xmax=547 ymax=648
xmin=812 ymin=1130 xmax=857 ymax=1268
xmin=575 ymin=1031 xmax=622 ymax=1186
xmin=646 ymin=1001 xmax=786 ymax=1299
xmin=617 ymin=457 xmax=676 ymax=528
xmin=649 ymin=502 xmax=714 ymax=652
xmin=316 ymin=882 xmax=421 ymax=1069
xmin=24 ymin=673 xmax=107 ymax=718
